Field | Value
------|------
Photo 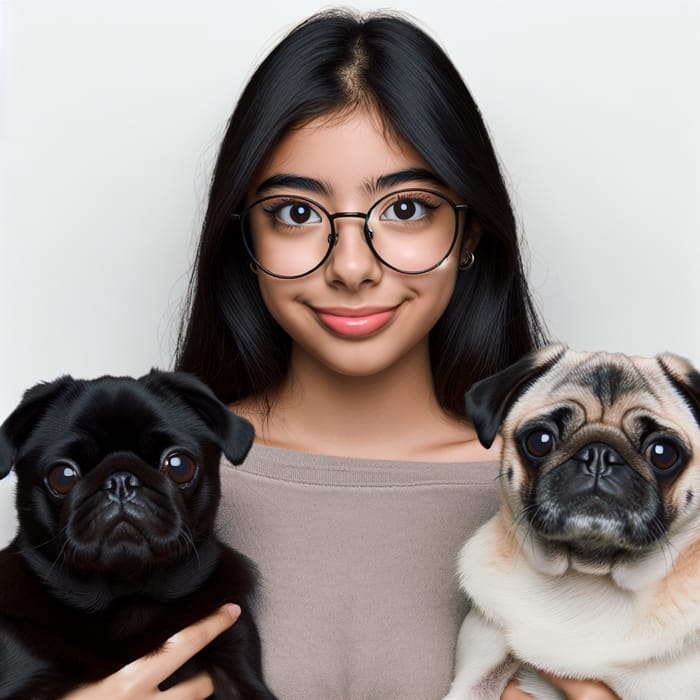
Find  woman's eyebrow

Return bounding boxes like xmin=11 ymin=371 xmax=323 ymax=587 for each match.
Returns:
xmin=255 ymin=174 xmax=329 ymax=196
xmin=370 ymin=168 xmax=445 ymax=192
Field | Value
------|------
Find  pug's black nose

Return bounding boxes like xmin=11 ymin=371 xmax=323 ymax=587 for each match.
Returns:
xmin=103 ymin=471 xmax=142 ymax=503
xmin=574 ymin=442 xmax=625 ymax=477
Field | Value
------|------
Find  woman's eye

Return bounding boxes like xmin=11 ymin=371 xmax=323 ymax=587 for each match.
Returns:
xmin=647 ymin=440 xmax=682 ymax=472
xmin=161 ymin=450 xmax=198 ymax=485
xmin=272 ymin=202 xmax=322 ymax=226
xmin=46 ymin=461 xmax=81 ymax=495
xmin=380 ymin=198 xmax=429 ymax=222
xmin=522 ymin=429 xmax=555 ymax=459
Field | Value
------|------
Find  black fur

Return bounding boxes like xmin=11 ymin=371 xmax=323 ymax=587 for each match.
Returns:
xmin=0 ymin=370 xmax=277 ymax=700
xmin=572 ymin=363 xmax=650 ymax=406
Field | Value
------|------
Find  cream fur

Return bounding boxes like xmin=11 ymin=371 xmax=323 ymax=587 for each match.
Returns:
xmin=444 ymin=512 xmax=700 ymax=698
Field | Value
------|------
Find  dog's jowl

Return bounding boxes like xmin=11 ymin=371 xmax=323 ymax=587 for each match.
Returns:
xmin=0 ymin=370 xmax=277 ymax=700
xmin=444 ymin=345 xmax=700 ymax=700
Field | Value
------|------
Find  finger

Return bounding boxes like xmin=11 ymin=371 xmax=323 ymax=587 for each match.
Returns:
xmin=138 ymin=604 xmax=241 ymax=687
xmin=538 ymin=673 xmax=621 ymax=699
xmin=160 ymin=671 xmax=215 ymax=700
xmin=501 ymin=680 xmax=538 ymax=699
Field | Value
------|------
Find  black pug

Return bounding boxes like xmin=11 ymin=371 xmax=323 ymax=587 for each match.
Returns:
xmin=0 ymin=370 xmax=277 ymax=700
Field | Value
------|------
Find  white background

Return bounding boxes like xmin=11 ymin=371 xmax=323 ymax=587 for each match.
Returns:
xmin=1 ymin=1 xmax=699 ymax=543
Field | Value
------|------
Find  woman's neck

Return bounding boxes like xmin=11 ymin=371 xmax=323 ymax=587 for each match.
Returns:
xmin=235 ymin=341 xmax=488 ymax=462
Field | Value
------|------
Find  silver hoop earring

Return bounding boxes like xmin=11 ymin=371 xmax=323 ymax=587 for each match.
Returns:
xmin=249 ymin=262 xmax=258 ymax=275
xmin=458 ymin=251 xmax=475 ymax=271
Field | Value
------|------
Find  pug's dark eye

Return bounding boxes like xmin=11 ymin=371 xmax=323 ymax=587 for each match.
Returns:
xmin=161 ymin=450 xmax=198 ymax=484
xmin=647 ymin=440 xmax=682 ymax=472
xmin=46 ymin=461 xmax=81 ymax=495
xmin=522 ymin=429 xmax=555 ymax=459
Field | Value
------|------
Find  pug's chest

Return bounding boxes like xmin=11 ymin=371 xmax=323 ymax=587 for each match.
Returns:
xmin=465 ymin=544 xmax=700 ymax=676
xmin=1 ymin=593 xmax=194 ymax=675
xmin=497 ymin=591 xmax=700 ymax=676
xmin=0 ymin=547 xmax=252 ymax=695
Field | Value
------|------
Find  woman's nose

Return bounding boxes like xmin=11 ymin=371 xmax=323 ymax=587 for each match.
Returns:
xmin=324 ymin=216 xmax=382 ymax=289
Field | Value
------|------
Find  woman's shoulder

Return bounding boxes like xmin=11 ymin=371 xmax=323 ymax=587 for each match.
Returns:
xmin=408 ymin=428 xmax=501 ymax=464
xmin=228 ymin=395 xmax=501 ymax=465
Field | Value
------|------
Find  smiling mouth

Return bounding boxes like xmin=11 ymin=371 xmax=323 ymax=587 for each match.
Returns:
xmin=314 ymin=307 xmax=398 ymax=337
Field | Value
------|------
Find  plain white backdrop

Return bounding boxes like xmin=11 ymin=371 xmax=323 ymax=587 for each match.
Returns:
xmin=1 ymin=0 xmax=699 ymax=543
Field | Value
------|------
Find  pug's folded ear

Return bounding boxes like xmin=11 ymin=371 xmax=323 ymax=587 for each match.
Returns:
xmin=465 ymin=344 xmax=567 ymax=448
xmin=0 ymin=376 xmax=76 ymax=478
xmin=657 ymin=352 xmax=700 ymax=425
xmin=145 ymin=369 xmax=255 ymax=465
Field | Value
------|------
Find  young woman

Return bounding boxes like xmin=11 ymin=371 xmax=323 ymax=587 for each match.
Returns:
xmin=65 ymin=10 xmax=619 ymax=700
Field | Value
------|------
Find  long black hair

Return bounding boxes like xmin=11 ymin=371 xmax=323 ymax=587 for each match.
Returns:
xmin=176 ymin=9 xmax=547 ymax=416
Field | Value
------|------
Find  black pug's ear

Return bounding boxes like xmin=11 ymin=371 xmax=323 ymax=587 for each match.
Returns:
xmin=657 ymin=352 xmax=700 ymax=426
xmin=465 ymin=344 xmax=567 ymax=448
xmin=0 ymin=376 xmax=76 ymax=478
xmin=145 ymin=370 xmax=255 ymax=465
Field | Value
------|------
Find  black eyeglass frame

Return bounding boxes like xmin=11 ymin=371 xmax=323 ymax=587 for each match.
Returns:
xmin=231 ymin=188 xmax=470 ymax=279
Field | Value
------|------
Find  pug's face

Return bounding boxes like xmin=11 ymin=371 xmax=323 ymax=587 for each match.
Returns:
xmin=466 ymin=345 xmax=700 ymax=572
xmin=0 ymin=371 xmax=254 ymax=589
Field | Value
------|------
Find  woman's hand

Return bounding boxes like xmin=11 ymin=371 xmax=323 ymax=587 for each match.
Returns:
xmin=502 ymin=674 xmax=621 ymax=699
xmin=62 ymin=604 xmax=240 ymax=700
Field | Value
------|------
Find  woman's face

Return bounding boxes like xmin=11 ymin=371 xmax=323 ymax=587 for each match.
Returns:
xmin=246 ymin=108 xmax=473 ymax=378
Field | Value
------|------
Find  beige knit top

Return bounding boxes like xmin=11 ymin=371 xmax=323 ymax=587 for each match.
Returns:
xmin=217 ymin=443 xmax=501 ymax=700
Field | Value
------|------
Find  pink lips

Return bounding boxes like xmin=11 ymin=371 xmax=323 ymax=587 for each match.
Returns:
xmin=315 ymin=307 xmax=397 ymax=337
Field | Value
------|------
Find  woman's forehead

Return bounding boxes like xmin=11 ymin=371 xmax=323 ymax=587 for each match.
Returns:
xmin=247 ymin=108 xmax=435 ymax=199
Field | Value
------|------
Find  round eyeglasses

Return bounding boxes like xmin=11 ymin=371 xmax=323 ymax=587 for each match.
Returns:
xmin=232 ymin=188 xmax=469 ymax=278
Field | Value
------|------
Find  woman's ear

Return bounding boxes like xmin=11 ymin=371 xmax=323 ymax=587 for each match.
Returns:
xmin=458 ymin=214 xmax=482 ymax=270
xmin=459 ymin=213 xmax=482 ymax=259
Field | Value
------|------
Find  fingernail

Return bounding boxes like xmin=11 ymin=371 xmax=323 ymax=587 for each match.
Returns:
xmin=224 ymin=603 xmax=241 ymax=620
